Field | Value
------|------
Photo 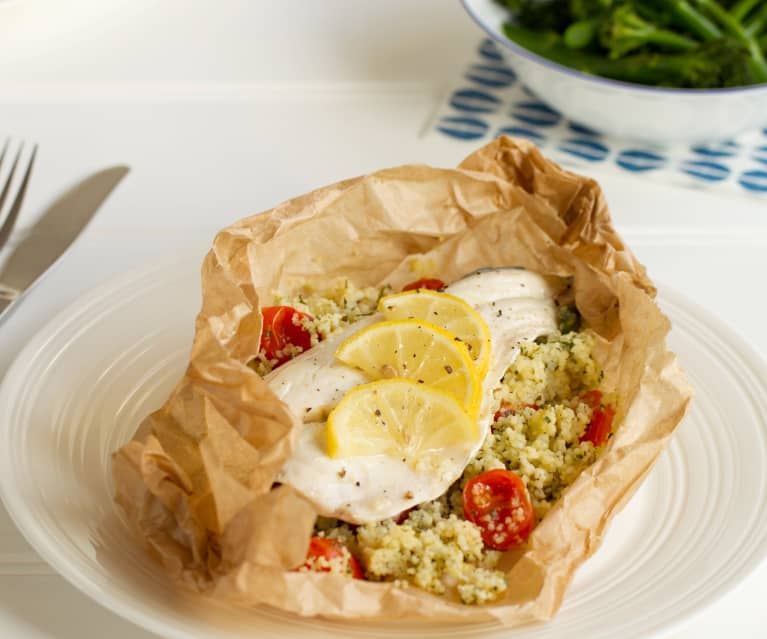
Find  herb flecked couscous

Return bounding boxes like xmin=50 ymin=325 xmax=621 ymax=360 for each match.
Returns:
xmin=253 ymin=276 xmax=617 ymax=605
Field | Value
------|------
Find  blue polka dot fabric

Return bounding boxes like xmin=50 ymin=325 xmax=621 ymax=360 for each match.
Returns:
xmin=430 ymin=39 xmax=767 ymax=197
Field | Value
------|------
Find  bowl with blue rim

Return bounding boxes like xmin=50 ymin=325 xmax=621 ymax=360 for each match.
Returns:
xmin=461 ymin=0 xmax=767 ymax=144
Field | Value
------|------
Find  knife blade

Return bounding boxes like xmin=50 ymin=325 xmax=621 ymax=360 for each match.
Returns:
xmin=0 ymin=165 xmax=130 ymax=320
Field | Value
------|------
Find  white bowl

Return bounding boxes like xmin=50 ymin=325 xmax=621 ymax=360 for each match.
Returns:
xmin=462 ymin=0 xmax=767 ymax=144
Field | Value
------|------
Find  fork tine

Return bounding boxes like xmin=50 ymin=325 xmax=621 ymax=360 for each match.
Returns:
xmin=0 ymin=139 xmax=9 ymax=171
xmin=0 ymin=140 xmax=21 ymax=216
xmin=0 ymin=145 xmax=36 ymax=250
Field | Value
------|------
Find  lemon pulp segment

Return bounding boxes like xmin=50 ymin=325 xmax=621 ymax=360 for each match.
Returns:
xmin=378 ymin=289 xmax=491 ymax=378
xmin=326 ymin=379 xmax=479 ymax=462
xmin=334 ymin=319 xmax=480 ymax=412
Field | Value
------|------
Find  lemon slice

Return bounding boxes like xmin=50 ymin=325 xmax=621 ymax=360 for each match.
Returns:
xmin=335 ymin=319 xmax=480 ymax=412
xmin=378 ymin=290 xmax=491 ymax=377
xmin=326 ymin=379 xmax=478 ymax=461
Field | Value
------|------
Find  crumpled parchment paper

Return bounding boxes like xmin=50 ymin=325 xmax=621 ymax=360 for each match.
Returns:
xmin=112 ymin=137 xmax=692 ymax=625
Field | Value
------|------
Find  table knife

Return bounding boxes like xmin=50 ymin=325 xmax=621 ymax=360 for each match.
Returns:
xmin=0 ymin=166 xmax=130 ymax=321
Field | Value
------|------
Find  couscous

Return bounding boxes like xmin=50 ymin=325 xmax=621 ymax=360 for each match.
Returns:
xmin=252 ymin=274 xmax=616 ymax=605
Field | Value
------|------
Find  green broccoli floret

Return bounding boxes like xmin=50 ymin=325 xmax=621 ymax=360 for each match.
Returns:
xmin=690 ymin=0 xmax=767 ymax=81
xmin=653 ymin=0 xmax=767 ymax=85
xmin=671 ymin=36 xmax=761 ymax=85
xmin=600 ymin=5 xmax=699 ymax=58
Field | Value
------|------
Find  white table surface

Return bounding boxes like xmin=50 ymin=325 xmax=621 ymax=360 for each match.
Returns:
xmin=0 ymin=1 xmax=765 ymax=637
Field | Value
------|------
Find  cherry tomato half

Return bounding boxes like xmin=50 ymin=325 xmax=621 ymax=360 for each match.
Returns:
xmin=299 ymin=536 xmax=364 ymax=579
xmin=402 ymin=278 xmax=445 ymax=292
xmin=260 ymin=306 xmax=313 ymax=366
xmin=579 ymin=390 xmax=615 ymax=447
xmin=463 ymin=469 xmax=535 ymax=550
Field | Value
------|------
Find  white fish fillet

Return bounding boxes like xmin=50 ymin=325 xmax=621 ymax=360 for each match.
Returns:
xmin=269 ymin=269 xmax=558 ymax=523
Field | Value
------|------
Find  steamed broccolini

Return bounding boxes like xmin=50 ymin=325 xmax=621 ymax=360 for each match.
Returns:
xmin=503 ymin=23 xmax=759 ymax=87
xmin=497 ymin=0 xmax=767 ymax=87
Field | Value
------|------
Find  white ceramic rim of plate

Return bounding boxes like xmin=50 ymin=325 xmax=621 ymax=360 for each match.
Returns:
xmin=0 ymin=254 xmax=203 ymax=639
xmin=0 ymin=255 xmax=766 ymax=638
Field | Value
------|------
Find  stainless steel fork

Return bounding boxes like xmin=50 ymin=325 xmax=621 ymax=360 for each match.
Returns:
xmin=0 ymin=141 xmax=37 ymax=250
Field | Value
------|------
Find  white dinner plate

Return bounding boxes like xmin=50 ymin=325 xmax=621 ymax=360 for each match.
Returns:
xmin=0 ymin=255 xmax=766 ymax=639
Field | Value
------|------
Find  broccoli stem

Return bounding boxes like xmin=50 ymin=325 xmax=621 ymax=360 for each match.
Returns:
xmin=730 ymin=0 xmax=761 ymax=22
xmin=744 ymin=4 xmax=767 ymax=37
xmin=692 ymin=0 xmax=767 ymax=81
xmin=642 ymin=28 xmax=699 ymax=52
xmin=730 ymin=0 xmax=760 ymax=22
xmin=503 ymin=23 xmax=730 ymax=86
xmin=655 ymin=0 xmax=723 ymax=41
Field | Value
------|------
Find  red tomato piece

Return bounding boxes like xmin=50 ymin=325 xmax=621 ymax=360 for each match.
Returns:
xmin=463 ymin=469 xmax=535 ymax=550
xmin=402 ymin=277 xmax=445 ymax=292
xmin=580 ymin=390 xmax=616 ymax=446
xmin=580 ymin=390 xmax=603 ymax=407
xmin=260 ymin=306 xmax=313 ymax=366
xmin=300 ymin=536 xmax=364 ymax=579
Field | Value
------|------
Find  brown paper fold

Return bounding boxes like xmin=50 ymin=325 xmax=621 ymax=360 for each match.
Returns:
xmin=112 ymin=137 xmax=692 ymax=625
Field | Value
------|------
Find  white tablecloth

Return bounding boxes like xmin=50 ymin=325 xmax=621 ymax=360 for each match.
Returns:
xmin=0 ymin=1 xmax=765 ymax=637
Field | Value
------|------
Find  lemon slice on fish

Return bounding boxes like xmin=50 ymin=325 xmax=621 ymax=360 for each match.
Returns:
xmin=335 ymin=319 xmax=480 ymax=413
xmin=378 ymin=290 xmax=491 ymax=378
xmin=326 ymin=379 xmax=478 ymax=460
